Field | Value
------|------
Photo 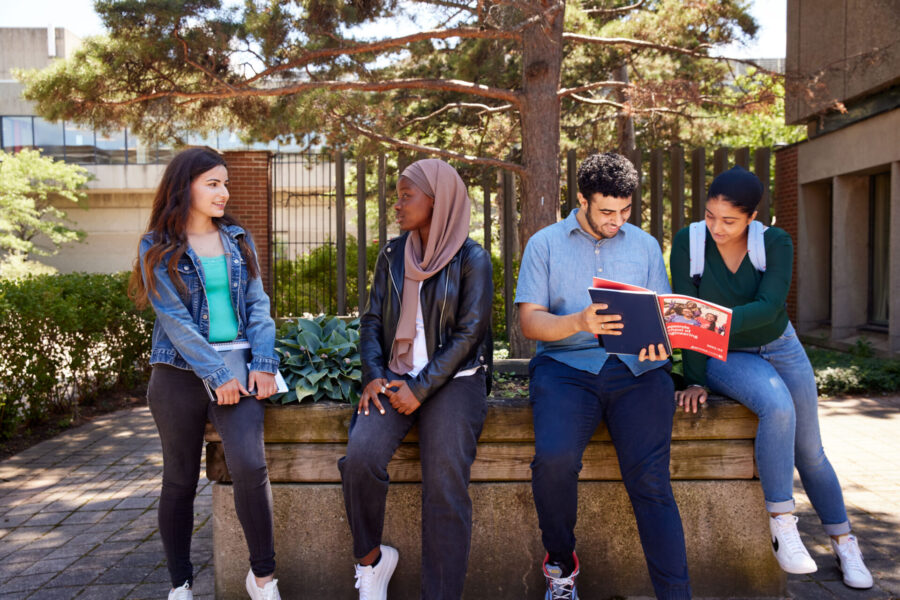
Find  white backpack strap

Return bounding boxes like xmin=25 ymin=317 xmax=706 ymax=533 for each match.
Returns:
xmin=689 ymin=221 xmax=706 ymax=282
xmin=747 ymin=220 xmax=768 ymax=272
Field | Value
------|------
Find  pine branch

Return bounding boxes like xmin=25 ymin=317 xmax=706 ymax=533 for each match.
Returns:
xmin=400 ymin=101 xmax=516 ymax=129
xmin=334 ymin=110 xmax=525 ymax=174
xmin=557 ymin=80 xmax=630 ymax=99
xmin=583 ymin=0 xmax=645 ymax=17
xmin=94 ymin=78 xmax=521 ymax=107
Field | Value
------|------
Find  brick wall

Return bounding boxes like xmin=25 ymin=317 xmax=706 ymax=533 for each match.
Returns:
xmin=774 ymin=144 xmax=799 ymax=322
xmin=223 ymin=151 xmax=272 ymax=295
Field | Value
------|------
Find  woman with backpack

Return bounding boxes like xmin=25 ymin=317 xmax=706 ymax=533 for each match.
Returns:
xmin=670 ymin=166 xmax=872 ymax=589
xmin=130 ymin=147 xmax=282 ymax=600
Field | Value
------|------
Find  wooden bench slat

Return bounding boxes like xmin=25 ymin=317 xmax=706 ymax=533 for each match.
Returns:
xmin=206 ymin=439 xmax=754 ymax=483
xmin=204 ymin=397 xmax=757 ymax=444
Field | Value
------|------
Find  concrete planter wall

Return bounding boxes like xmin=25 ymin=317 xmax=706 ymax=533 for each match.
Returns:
xmin=205 ymin=396 xmax=786 ymax=599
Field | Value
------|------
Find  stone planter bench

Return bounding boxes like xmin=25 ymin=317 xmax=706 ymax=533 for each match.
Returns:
xmin=205 ymin=395 xmax=785 ymax=599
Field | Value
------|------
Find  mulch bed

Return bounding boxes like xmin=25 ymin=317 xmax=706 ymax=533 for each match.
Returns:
xmin=0 ymin=383 xmax=148 ymax=462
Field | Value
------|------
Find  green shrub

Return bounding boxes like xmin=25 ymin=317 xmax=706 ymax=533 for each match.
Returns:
xmin=273 ymin=315 xmax=362 ymax=404
xmin=0 ymin=272 xmax=154 ymax=438
xmin=806 ymin=345 xmax=900 ymax=396
xmin=273 ymin=236 xmax=379 ymax=317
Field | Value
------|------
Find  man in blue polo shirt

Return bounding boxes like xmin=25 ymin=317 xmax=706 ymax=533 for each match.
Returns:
xmin=516 ymin=153 xmax=691 ymax=600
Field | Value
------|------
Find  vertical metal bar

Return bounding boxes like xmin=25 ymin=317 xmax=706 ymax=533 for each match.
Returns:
xmin=755 ymin=147 xmax=772 ymax=225
xmin=649 ymin=148 xmax=664 ymax=245
xmin=336 ymin=150 xmax=346 ymax=315
xmin=357 ymin=158 xmax=367 ymax=312
xmin=670 ymin=146 xmax=685 ymax=242
xmin=566 ymin=149 xmax=577 ymax=215
xmin=691 ymin=148 xmax=706 ymax=223
xmin=268 ymin=154 xmax=275 ymax=316
xmin=502 ymin=171 xmax=515 ymax=344
xmin=629 ymin=148 xmax=643 ymax=227
xmin=482 ymin=172 xmax=492 ymax=256
xmin=713 ymin=147 xmax=729 ymax=176
xmin=734 ymin=146 xmax=751 ymax=169
xmin=378 ymin=154 xmax=387 ymax=246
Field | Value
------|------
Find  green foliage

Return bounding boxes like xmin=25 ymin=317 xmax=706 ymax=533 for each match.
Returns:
xmin=274 ymin=315 xmax=362 ymax=404
xmin=806 ymin=344 xmax=900 ymax=396
xmin=0 ymin=272 xmax=154 ymax=439
xmin=273 ymin=235 xmax=379 ymax=317
xmin=0 ymin=149 xmax=90 ymax=278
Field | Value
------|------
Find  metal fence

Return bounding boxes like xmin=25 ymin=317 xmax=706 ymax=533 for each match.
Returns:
xmin=270 ymin=146 xmax=774 ymax=334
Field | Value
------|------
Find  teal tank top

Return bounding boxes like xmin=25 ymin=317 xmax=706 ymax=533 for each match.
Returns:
xmin=199 ymin=255 xmax=239 ymax=342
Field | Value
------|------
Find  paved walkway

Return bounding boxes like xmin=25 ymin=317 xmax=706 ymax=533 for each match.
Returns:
xmin=0 ymin=396 xmax=897 ymax=599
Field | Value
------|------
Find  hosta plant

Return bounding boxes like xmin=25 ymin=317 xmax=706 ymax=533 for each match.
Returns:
xmin=273 ymin=315 xmax=362 ymax=404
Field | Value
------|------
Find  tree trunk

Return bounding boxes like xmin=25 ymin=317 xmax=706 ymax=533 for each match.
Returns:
xmin=510 ymin=1 xmax=565 ymax=358
xmin=614 ymin=63 xmax=636 ymax=156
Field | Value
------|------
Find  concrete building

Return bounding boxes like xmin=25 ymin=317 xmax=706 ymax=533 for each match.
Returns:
xmin=1 ymin=27 xmax=330 ymax=277
xmin=776 ymin=0 xmax=900 ymax=354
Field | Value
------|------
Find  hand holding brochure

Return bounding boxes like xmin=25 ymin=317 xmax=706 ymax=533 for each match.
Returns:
xmin=203 ymin=342 xmax=288 ymax=403
xmin=588 ymin=277 xmax=732 ymax=359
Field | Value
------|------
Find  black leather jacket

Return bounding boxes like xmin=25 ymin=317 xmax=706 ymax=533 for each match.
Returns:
xmin=360 ymin=233 xmax=493 ymax=401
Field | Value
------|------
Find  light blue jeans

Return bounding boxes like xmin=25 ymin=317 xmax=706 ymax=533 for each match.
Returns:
xmin=706 ymin=322 xmax=851 ymax=536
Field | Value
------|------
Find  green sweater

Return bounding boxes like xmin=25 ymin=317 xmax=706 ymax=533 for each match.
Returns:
xmin=670 ymin=225 xmax=793 ymax=387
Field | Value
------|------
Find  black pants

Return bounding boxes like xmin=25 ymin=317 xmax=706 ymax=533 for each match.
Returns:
xmin=338 ymin=370 xmax=488 ymax=600
xmin=147 ymin=364 xmax=275 ymax=588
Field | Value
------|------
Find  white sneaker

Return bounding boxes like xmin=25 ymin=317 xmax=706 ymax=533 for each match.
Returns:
xmin=831 ymin=535 xmax=874 ymax=589
xmin=168 ymin=582 xmax=192 ymax=600
xmin=354 ymin=545 xmax=398 ymax=600
xmin=769 ymin=514 xmax=817 ymax=574
xmin=245 ymin=570 xmax=282 ymax=600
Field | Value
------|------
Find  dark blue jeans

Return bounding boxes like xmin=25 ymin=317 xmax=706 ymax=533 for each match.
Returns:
xmin=529 ymin=355 xmax=691 ymax=600
xmin=338 ymin=369 xmax=487 ymax=600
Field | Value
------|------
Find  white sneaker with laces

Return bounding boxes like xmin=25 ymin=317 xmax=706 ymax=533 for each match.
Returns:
xmin=168 ymin=582 xmax=192 ymax=600
xmin=769 ymin=514 xmax=817 ymax=574
xmin=354 ymin=545 xmax=398 ymax=600
xmin=831 ymin=535 xmax=873 ymax=589
xmin=542 ymin=554 xmax=580 ymax=600
xmin=245 ymin=570 xmax=282 ymax=600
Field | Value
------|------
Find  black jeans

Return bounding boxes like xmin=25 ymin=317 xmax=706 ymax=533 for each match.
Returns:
xmin=147 ymin=364 xmax=275 ymax=587
xmin=530 ymin=355 xmax=691 ymax=600
xmin=338 ymin=370 xmax=487 ymax=600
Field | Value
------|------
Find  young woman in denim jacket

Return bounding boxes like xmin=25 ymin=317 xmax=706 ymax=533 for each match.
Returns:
xmin=671 ymin=166 xmax=872 ymax=589
xmin=130 ymin=147 xmax=281 ymax=600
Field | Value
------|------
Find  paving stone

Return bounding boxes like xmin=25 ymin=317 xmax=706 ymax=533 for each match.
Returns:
xmin=58 ymin=512 xmax=105 ymax=526
xmin=43 ymin=569 xmax=99 ymax=588
xmin=19 ymin=557 xmax=79 ymax=577
xmin=94 ymin=565 xmax=154 ymax=585
xmin=70 ymin=583 xmax=136 ymax=600
xmin=113 ymin=497 xmax=156 ymax=510
xmin=21 ymin=586 xmax=82 ymax=600
xmin=21 ymin=513 xmax=70 ymax=527
xmin=0 ymin=571 xmax=55 ymax=593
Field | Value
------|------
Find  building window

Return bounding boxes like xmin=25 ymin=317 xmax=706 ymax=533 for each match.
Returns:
xmin=33 ymin=117 xmax=65 ymax=160
xmin=869 ymin=172 xmax=890 ymax=326
xmin=1 ymin=116 xmax=34 ymax=151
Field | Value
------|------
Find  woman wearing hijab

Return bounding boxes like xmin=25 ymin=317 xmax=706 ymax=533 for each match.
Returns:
xmin=338 ymin=159 xmax=493 ymax=600
xmin=670 ymin=166 xmax=872 ymax=589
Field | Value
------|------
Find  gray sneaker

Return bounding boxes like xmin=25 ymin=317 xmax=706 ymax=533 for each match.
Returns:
xmin=354 ymin=545 xmax=398 ymax=600
xmin=542 ymin=553 xmax=580 ymax=600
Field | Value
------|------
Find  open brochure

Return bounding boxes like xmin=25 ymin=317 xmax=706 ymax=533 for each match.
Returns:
xmin=588 ymin=277 xmax=732 ymax=360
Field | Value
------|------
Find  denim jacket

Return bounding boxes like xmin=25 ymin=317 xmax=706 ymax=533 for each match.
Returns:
xmin=139 ymin=224 xmax=279 ymax=389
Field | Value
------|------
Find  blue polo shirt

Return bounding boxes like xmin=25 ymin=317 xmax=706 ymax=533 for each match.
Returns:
xmin=515 ymin=208 xmax=671 ymax=376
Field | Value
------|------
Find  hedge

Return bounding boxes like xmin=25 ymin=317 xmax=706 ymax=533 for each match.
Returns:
xmin=0 ymin=272 xmax=155 ymax=438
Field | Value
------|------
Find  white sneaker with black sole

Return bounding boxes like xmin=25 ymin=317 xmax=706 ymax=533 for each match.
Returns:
xmin=769 ymin=514 xmax=817 ymax=574
xmin=245 ymin=570 xmax=282 ymax=600
xmin=354 ymin=545 xmax=398 ymax=600
xmin=831 ymin=535 xmax=873 ymax=589
xmin=168 ymin=582 xmax=192 ymax=600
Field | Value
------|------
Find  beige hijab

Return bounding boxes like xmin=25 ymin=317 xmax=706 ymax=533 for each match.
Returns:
xmin=389 ymin=159 xmax=471 ymax=375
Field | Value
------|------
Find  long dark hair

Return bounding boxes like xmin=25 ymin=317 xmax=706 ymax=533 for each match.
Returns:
xmin=129 ymin=147 xmax=259 ymax=309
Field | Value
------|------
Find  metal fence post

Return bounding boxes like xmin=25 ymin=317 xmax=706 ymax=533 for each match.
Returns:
xmin=670 ymin=146 xmax=685 ymax=241
xmin=378 ymin=154 xmax=387 ymax=246
xmin=502 ymin=171 xmax=515 ymax=343
xmin=649 ymin=148 xmax=664 ymax=244
xmin=691 ymin=148 xmax=706 ymax=223
xmin=483 ymin=172 xmax=492 ymax=256
xmin=567 ymin=149 xmax=577 ymax=215
xmin=630 ymin=148 xmax=643 ymax=227
xmin=357 ymin=157 xmax=367 ymax=312
xmin=336 ymin=151 xmax=346 ymax=315
xmin=714 ymin=147 xmax=729 ymax=176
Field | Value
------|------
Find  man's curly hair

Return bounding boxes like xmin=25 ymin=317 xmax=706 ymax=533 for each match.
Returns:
xmin=577 ymin=153 xmax=638 ymax=201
